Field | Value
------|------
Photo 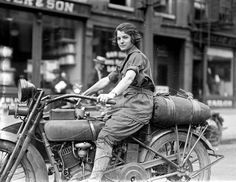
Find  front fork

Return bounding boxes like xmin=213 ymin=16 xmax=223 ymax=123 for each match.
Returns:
xmin=0 ymin=91 xmax=44 ymax=182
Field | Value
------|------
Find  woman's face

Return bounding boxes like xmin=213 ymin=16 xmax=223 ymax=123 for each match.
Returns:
xmin=117 ymin=30 xmax=133 ymax=51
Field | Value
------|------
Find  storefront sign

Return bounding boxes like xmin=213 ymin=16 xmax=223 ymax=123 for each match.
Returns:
xmin=104 ymin=51 xmax=126 ymax=72
xmin=193 ymin=31 xmax=236 ymax=48
xmin=1 ymin=0 xmax=91 ymax=17
xmin=207 ymin=99 xmax=233 ymax=107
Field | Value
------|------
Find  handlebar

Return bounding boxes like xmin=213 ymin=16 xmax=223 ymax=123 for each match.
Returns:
xmin=45 ymin=94 xmax=116 ymax=105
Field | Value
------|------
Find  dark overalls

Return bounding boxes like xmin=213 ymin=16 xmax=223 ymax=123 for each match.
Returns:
xmin=90 ymin=46 xmax=155 ymax=181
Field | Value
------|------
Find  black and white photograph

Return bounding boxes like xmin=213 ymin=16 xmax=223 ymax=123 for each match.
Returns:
xmin=0 ymin=0 xmax=236 ymax=181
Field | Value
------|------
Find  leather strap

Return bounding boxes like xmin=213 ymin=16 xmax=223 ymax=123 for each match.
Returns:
xmin=164 ymin=97 xmax=176 ymax=122
xmin=124 ymin=86 xmax=154 ymax=96
xmin=190 ymin=99 xmax=201 ymax=123
xmin=88 ymin=120 xmax=96 ymax=141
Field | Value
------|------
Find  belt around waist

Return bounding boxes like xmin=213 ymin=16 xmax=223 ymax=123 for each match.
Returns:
xmin=124 ymin=86 xmax=154 ymax=96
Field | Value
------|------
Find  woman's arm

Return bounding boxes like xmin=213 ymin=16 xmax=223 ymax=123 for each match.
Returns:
xmin=83 ymin=76 xmax=110 ymax=96
xmin=109 ymin=70 xmax=136 ymax=96
xmin=97 ymin=70 xmax=136 ymax=103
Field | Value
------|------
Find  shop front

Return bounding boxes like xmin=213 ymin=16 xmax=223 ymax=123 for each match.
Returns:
xmin=192 ymin=31 xmax=236 ymax=108
xmin=85 ymin=25 xmax=126 ymax=92
xmin=0 ymin=0 xmax=91 ymax=114
xmin=153 ymin=35 xmax=191 ymax=93
xmin=204 ymin=47 xmax=234 ymax=108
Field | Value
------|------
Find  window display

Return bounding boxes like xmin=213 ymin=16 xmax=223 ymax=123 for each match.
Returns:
xmin=206 ymin=48 xmax=233 ymax=97
xmin=41 ymin=15 xmax=77 ymax=89
xmin=0 ymin=46 xmax=15 ymax=86
xmin=0 ymin=8 xmax=33 ymax=86
xmin=89 ymin=27 xmax=126 ymax=92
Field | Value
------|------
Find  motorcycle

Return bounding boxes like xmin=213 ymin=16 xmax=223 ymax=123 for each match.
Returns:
xmin=0 ymin=79 xmax=223 ymax=182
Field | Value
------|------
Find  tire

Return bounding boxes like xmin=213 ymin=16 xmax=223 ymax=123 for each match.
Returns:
xmin=0 ymin=140 xmax=47 ymax=182
xmin=145 ymin=132 xmax=211 ymax=181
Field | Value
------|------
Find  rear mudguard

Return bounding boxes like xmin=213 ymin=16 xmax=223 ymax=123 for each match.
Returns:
xmin=139 ymin=128 xmax=214 ymax=162
xmin=0 ymin=130 xmax=49 ymax=182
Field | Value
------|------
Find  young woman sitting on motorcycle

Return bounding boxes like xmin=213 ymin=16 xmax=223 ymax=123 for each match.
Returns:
xmin=70 ymin=22 xmax=155 ymax=182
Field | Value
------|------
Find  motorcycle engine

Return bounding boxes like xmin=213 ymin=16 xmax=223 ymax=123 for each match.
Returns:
xmin=58 ymin=142 xmax=95 ymax=180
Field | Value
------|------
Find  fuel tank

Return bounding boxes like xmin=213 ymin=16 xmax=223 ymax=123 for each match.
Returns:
xmin=44 ymin=119 xmax=104 ymax=141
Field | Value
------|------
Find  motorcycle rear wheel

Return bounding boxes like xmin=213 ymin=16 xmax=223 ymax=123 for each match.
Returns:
xmin=145 ymin=132 xmax=211 ymax=181
xmin=0 ymin=140 xmax=46 ymax=182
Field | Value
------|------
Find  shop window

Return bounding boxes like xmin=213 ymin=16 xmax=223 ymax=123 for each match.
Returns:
xmin=218 ymin=0 xmax=233 ymax=24
xmin=90 ymin=27 xmax=126 ymax=90
xmin=206 ymin=48 xmax=233 ymax=97
xmin=108 ymin=0 xmax=134 ymax=11
xmin=154 ymin=0 xmax=176 ymax=19
xmin=41 ymin=15 xmax=77 ymax=90
xmin=0 ymin=9 xmax=33 ymax=87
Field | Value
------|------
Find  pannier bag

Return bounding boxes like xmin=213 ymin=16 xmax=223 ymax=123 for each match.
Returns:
xmin=151 ymin=95 xmax=211 ymax=128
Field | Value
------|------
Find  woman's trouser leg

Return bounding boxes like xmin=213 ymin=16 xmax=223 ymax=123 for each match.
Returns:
xmin=89 ymin=138 xmax=112 ymax=181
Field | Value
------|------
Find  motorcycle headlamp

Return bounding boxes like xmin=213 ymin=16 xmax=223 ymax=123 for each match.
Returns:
xmin=18 ymin=79 xmax=36 ymax=102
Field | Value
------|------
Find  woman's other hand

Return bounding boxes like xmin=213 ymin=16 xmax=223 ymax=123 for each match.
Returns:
xmin=97 ymin=92 xmax=116 ymax=104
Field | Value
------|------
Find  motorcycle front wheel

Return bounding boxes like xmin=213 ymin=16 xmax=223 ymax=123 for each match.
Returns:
xmin=0 ymin=140 xmax=48 ymax=182
xmin=145 ymin=132 xmax=211 ymax=181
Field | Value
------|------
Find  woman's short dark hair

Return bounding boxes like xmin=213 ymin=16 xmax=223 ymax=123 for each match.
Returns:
xmin=112 ymin=22 xmax=142 ymax=49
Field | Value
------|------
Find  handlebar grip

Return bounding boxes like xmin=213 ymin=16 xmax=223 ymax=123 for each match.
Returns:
xmin=90 ymin=97 xmax=116 ymax=105
xmin=106 ymin=99 xmax=116 ymax=105
xmin=80 ymin=95 xmax=116 ymax=105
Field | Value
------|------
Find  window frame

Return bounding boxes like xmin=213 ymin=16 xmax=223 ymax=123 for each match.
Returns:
xmin=108 ymin=0 xmax=134 ymax=12
xmin=154 ymin=0 xmax=176 ymax=20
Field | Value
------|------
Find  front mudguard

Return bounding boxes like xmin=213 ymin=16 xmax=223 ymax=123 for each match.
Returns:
xmin=0 ymin=130 xmax=49 ymax=182
xmin=2 ymin=121 xmax=48 ymax=160
xmin=139 ymin=128 xmax=214 ymax=162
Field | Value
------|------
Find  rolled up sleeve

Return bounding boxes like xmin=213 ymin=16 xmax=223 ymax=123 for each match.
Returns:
xmin=126 ymin=53 xmax=145 ymax=75
xmin=108 ymin=70 xmax=119 ymax=83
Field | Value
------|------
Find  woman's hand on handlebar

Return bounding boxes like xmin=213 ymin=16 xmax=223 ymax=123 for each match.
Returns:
xmin=97 ymin=93 xmax=116 ymax=105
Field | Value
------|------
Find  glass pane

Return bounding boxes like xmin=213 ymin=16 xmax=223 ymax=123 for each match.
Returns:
xmin=41 ymin=15 xmax=77 ymax=93
xmin=206 ymin=58 xmax=233 ymax=97
xmin=110 ymin=0 xmax=126 ymax=6
xmin=154 ymin=0 xmax=176 ymax=15
xmin=194 ymin=0 xmax=207 ymax=20
xmin=90 ymin=27 xmax=124 ymax=92
xmin=0 ymin=8 xmax=33 ymax=86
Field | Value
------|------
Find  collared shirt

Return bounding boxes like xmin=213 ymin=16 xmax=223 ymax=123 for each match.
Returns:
xmin=108 ymin=46 xmax=155 ymax=92
xmin=105 ymin=46 xmax=154 ymax=124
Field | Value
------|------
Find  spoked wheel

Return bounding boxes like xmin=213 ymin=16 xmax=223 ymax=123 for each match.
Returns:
xmin=0 ymin=140 xmax=46 ymax=182
xmin=145 ymin=132 xmax=211 ymax=181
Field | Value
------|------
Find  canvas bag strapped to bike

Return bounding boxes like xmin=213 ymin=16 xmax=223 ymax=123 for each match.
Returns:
xmin=151 ymin=94 xmax=211 ymax=128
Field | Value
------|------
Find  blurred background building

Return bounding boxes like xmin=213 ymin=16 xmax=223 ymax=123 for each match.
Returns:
xmin=0 ymin=0 xmax=236 ymax=109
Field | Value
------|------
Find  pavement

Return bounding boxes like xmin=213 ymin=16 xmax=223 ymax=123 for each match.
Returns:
xmin=209 ymin=108 xmax=236 ymax=182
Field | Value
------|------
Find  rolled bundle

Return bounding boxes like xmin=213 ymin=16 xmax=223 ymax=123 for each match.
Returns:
xmin=151 ymin=95 xmax=211 ymax=128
